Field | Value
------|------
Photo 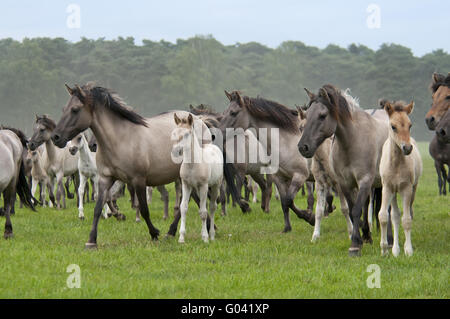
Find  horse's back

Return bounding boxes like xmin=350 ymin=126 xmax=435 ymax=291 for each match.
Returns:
xmin=0 ymin=131 xmax=22 ymax=190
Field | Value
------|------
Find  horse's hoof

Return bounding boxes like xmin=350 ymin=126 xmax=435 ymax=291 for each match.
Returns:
xmin=85 ymin=242 xmax=97 ymax=250
xmin=4 ymin=232 xmax=13 ymax=239
xmin=135 ymin=218 xmax=141 ymax=223
xmin=150 ymin=229 xmax=160 ymax=241
xmin=282 ymin=227 xmax=292 ymax=233
xmin=348 ymin=247 xmax=361 ymax=257
xmin=115 ymin=214 xmax=126 ymax=221
xmin=363 ymin=237 xmax=373 ymax=244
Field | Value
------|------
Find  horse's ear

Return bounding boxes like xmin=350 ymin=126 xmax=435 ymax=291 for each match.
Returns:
xmin=187 ymin=113 xmax=193 ymax=126
xmin=65 ymin=83 xmax=74 ymax=95
xmin=174 ymin=113 xmax=181 ymax=125
xmin=35 ymin=114 xmax=39 ymax=121
xmin=304 ymin=88 xmax=315 ymax=100
xmin=378 ymin=98 xmax=389 ymax=109
xmin=75 ymin=84 xmax=87 ymax=101
xmin=224 ymin=90 xmax=232 ymax=101
xmin=383 ymin=101 xmax=394 ymax=116
xmin=432 ymin=72 xmax=445 ymax=84
xmin=405 ymin=101 xmax=414 ymax=115
xmin=189 ymin=104 xmax=194 ymax=111
xmin=296 ymin=105 xmax=306 ymax=120
xmin=318 ymin=88 xmax=331 ymax=104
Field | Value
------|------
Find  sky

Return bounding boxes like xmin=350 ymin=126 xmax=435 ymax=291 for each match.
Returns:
xmin=0 ymin=0 xmax=448 ymax=57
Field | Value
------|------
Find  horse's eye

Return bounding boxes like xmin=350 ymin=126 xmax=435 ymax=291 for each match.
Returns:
xmin=40 ymin=128 xmax=45 ymax=132
xmin=409 ymin=124 xmax=412 ymax=130
xmin=391 ymin=125 xmax=397 ymax=131
xmin=78 ymin=137 xmax=82 ymax=142
xmin=446 ymin=95 xmax=450 ymax=100
xmin=319 ymin=113 xmax=327 ymax=120
xmin=230 ymin=110 xmax=239 ymax=117
xmin=72 ymin=107 xmax=80 ymax=114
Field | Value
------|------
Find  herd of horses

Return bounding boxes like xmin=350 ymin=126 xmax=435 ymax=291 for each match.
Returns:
xmin=0 ymin=72 xmax=449 ymax=257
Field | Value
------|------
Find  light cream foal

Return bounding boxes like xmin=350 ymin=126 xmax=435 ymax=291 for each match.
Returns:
xmin=379 ymin=101 xmax=422 ymax=257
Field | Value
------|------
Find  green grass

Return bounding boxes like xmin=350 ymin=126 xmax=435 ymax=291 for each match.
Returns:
xmin=0 ymin=142 xmax=448 ymax=298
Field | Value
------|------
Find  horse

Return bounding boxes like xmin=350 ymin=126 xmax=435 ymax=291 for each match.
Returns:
xmin=172 ymin=113 xmax=223 ymax=243
xmin=378 ymin=100 xmax=422 ymax=256
xmin=50 ymin=83 xmax=234 ymax=248
xmin=220 ymin=91 xmax=315 ymax=233
xmin=436 ymin=109 xmax=450 ymax=144
xmin=429 ymin=110 xmax=450 ymax=195
xmin=298 ymin=85 xmax=389 ymax=256
xmin=68 ymin=133 xmax=99 ymax=219
xmin=0 ymin=127 xmax=35 ymax=238
xmin=29 ymin=115 xmax=80 ymax=210
xmin=26 ymin=146 xmax=55 ymax=207
xmin=426 ymin=72 xmax=450 ymax=130
xmin=297 ymin=107 xmax=353 ymax=242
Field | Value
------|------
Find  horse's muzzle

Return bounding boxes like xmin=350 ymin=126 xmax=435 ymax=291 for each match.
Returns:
xmin=425 ymin=116 xmax=436 ymax=130
xmin=51 ymin=132 xmax=67 ymax=148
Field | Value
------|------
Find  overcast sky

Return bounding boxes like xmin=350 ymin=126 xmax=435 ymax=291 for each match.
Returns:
xmin=0 ymin=0 xmax=448 ymax=57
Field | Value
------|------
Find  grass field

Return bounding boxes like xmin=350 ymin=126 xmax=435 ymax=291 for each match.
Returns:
xmin=0 ymin=142 xmax=448 ymax=299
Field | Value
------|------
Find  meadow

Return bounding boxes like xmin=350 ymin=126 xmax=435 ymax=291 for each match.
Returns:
xmin=0 ymin=142 xmax=448 ymax=299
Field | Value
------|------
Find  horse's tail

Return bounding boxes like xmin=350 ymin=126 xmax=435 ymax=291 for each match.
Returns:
xmin=222 ymin=151 xmax=250 ymax=213
xmin=16 ymin=161 xmax=37 ymax=211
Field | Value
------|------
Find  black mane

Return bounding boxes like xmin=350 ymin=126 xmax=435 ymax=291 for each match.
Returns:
xmin=430 ymin=73 xmax=450 ymax=93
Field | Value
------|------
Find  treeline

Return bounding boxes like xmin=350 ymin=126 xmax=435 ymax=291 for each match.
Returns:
xmin=0 ymin=35 xmax=449 ymax=140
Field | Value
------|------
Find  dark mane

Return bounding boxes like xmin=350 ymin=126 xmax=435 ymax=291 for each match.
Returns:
xmin=310 ymin=84 xmax=352 ymax=123
xmin=430 ymin=73 xmax=450 ymax=93
xmin=189 ymin=104 xmax=220 ymax=117
xmin=0 ymin=126 xmax=28 ymax=147
xmin=36 ymin=115 xmax=56 ymax=130
xmin=79 ymin=84 xmax=147 ymax=127
xmin=230 ymin=92 xmax=298 ymax=132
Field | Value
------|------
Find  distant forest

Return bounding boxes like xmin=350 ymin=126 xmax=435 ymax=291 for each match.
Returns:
xmin=0 ymin=35 xmax=449 ymax=140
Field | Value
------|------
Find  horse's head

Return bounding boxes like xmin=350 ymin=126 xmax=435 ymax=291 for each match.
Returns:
xmin=68 ymin=133 xmax=85 ymax=155
xmin=298 ymin=86 xmax=348 ymax=158
xmin=171 ymin=113 xmax=194 ymax=159
xmin=426 ymin=72 xmax=450 ymax=130
xmin=436 ymin=109 xmax=450 ymax=144
xmin=88 ymin=134 xmax=97 ymax=152
xmin=382 ymin=100 xmax=414 ymax=155
xmin=29 ymin=115 xmax=56 ymax=151
xmin=220 ymin=90 xmax=250 ymax=132
xmin=51 ymin=84 xmax=94 ymax=148
xmin=296 ymin=105 xmax=308 ymax=135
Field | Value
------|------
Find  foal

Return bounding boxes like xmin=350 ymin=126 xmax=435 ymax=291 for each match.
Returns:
xmin=379 ymin=101 xmax=422 ymax=257
xmin=68 ymin=133 xmax=99 ymax=219
xmin=172 ymin=113 xmax=223 ymax=243
xmin=27 ymin=147 xmax=55 ymax=207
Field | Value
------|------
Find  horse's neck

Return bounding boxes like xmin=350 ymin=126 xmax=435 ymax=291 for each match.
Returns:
xmin=44 ymin=138 xmax=59 ymax=164
xmin=79 ymin=137 xmax=94 ymax=164
xmin=90 ymin=107 xmax=131 ymax=160
xmin=32 ymin=156 xmax=45 ymax=176
xmin=387 ymin=135 xmax=405 ymax=166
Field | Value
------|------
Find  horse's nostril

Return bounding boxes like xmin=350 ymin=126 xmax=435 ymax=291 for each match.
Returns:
xmin=53 ymin=134 xmax=60 ymax=141
xmin=439 ymin=129 xmax=446 ymax=137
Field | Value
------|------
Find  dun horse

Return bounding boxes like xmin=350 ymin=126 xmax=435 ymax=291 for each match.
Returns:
xmin=0 ymin=128 xmax=35 ymax=238
xmin=378 ymin=100 xmax=422 ymax=256
xmin=426 ymin=72 xmax=450 ymax=130
xmin=220 ymin=91 xmax=315 ymax=233
xmin=298 ymin=85 xmax=389 ymax=256
xmin=51 ymin=83 xmax=234 ymax=248
xmin=429 ymin=109 xmax=450 ymax=195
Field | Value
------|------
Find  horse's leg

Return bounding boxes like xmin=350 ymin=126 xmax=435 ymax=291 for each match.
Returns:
xmin=168 ymin=180 xmax=182 ymax=237
xmin=390 ymin=195 xmax=401 ymax=257
xmin=244 ymin=176 xmax=250 ymax=202
xmin=288 ymin=174 xmax=315 ymax=226
xmin=219 ymin=181 xmax=227 ymax=216
xmin=86 ymin=177 xmax=115 ymax=249
xmin=368 ymin=188 xmax=374 ymax=232
xmin=362 ymin=195 xmax=372 ymax=244
xmin=178 ymin=181 xmax=191 ymax=244
xmin=40 ymin=180 xmax=46 ymax=207
xmin=208 ymin=184 xmax=219 ymax=241
xmin=127 ymin=184 xmax=140 ymax=222
xmin=301 ymin=184 xmax=305 ymax=196
xmin=90 ymin=178 xmax=95 ymax=201
xmin=349 ymin=181 xmax=373 ymax=256
xmin=198 ymin=184 xmax=209 ymax=243
xmin=379 ymin=186 xmax=394 ymax=256
xmin=55 ymin=172 xmax=64 ymax=210
xmin=46 ymin=177 xmax=56 ymax=208
xmin=311 ymin=182 xmax=327 ymax=242
xmin=78 ymin=174 xmax=86 ymax=220
xmin=273 ymin=176 xmax=291 ymax=233
xmin=306 ymin=181 xmax=315 ymax=212
xmin=338 ymin=190 xmax=352 ymax=239
xmin=133 ymin=182 xmax=160 ymax=241
xmin=403 ymin=186 xmax=415 ymax=256
xmin=31 ymin=178 xmax=38 ymax=201
xmin=441 ymin=165 xmax=447 ymax=195
xmin=65 ymin=176 xmax=74 ymax=199
xmin=3 ymin=185 xmax=14 ymax=239
xmin=84 ymin=179 xmax=90 ymax=203
xmin=435 ymin=161 xmax=443 ymax=195
xmin=251 ymin=173 xmax=269 ymax=213
xmin=157 ymin=185 xmax=169 ymax=220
